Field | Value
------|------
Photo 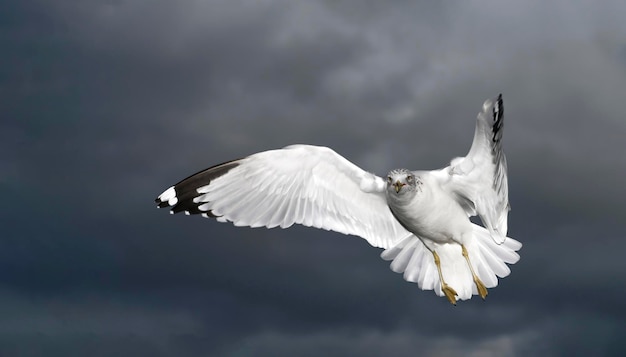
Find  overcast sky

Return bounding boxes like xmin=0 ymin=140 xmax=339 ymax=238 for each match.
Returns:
xmin=2 ymin=1 xmax=626 ymax=356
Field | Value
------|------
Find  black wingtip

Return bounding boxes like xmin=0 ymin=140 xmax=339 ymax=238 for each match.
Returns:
xmin=491 ymin=94 xmax=504 ymax=143
xmin=155 ymin=159 xmax=242 ymax=216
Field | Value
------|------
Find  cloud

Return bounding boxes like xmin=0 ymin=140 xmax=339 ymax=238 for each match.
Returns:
xmin=2 ymin=0 xmax=626 ymax=355
xmin=225 ymin=328 xmax=527 ymax=357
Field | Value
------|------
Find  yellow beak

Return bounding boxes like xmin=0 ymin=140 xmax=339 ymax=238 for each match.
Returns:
xmin=394 ymin=181 xmax=404 ymax=193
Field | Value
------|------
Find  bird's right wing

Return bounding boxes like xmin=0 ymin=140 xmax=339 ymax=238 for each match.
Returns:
xmin=156 ymin=144 xmax=411 ymax=249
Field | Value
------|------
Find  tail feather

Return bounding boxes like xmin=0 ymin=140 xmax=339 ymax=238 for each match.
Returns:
xmin=389 ymin=237 xmax=418 ymax=274
xmin=436 ymin=244 xmax=473 ymax=299
xmin=380 ymin=224 xmax=522 ymax=302
xmin=403 ymin=241 xmax=427 ymax=283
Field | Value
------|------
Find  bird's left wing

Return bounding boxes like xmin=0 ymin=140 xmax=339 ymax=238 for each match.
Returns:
xmin=156 ymin=144 xmax=411 ymax=248
xmin=432 ymin=94 xmax=510 ymax=244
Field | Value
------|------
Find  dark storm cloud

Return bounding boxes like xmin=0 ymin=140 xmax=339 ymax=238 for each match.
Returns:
xmin=2 ymin=0 xmax=626 ymax=356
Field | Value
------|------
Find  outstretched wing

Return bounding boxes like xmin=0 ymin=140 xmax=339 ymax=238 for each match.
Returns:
xmin=433 ymin=94 xmax=510 ymax=244
xmin=156 ymin=144 xmax=411 ymax=248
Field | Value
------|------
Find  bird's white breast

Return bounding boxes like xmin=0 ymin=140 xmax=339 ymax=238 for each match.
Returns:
xmin=387 ymin=176 xmax=471 ymax=244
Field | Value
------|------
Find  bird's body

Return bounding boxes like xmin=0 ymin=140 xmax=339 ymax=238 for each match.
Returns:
xmin=156 ymin=94 xmax=521 ymax=304
xmin=387 ymin=171 xmax=470 ymax=245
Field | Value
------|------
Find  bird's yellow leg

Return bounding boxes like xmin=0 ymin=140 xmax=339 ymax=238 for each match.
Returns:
xmin=432 ymin=251 xmax=458 ymax=305
xmin=461 ymin=245 xmax=488 ymax=300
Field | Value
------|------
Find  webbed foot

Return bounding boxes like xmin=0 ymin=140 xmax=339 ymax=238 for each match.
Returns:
xmin=474 ymin=277 xmax=488 ymax=300
xmin=442 ymin=283 xmax=458 ymax=305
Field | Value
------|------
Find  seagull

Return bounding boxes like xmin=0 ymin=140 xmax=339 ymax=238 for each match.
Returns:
xmin=156 ymin=94 xmax=521 ymax=304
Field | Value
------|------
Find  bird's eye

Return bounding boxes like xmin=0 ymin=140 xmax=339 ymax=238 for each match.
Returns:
xmin=387 ymin=176 xmax=392 ymax=183
xmin=407 ymin=175 xmax=414 ymax=182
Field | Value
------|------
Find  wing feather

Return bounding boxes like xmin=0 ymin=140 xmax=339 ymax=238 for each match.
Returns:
xmin=156 ymin=144 xmax=411 ymax=248
xmin=434 ymin=94 xmax=510 ymax=244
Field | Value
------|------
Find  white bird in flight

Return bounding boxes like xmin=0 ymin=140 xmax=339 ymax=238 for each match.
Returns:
xmin=156 ymin=94 xmax=521 ymax=305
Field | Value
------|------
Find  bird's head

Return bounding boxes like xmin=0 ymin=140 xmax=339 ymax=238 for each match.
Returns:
xmin=386 ymin=168 xmax=419 ymax=195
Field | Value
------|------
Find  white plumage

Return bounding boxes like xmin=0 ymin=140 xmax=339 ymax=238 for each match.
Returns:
xmin=156 ymin=94 xmax=521 ymax=304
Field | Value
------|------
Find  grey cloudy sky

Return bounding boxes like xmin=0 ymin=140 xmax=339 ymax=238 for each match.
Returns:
xmin=2 ymin=0 xmax=626 ymax=356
